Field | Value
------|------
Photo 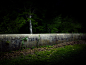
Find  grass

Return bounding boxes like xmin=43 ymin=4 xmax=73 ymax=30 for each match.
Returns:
xmin=0 ymin=40 xmax=86 ymax=65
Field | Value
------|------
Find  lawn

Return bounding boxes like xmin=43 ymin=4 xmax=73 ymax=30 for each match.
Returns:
xmin=0 ymin=40 xmax=86 ymax=65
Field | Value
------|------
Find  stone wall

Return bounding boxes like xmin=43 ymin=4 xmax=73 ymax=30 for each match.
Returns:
xmin=0 ymin=34 xmax=86 ymax=52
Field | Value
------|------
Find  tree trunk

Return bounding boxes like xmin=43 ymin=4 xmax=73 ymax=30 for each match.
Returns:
xmin=29 ymin=15 xmax=32 ymax=34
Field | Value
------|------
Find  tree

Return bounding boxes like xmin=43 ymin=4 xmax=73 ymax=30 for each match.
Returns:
xmin=60 ymin=15 xmax=82 ymax=33
xmin=42 ymin=14 xmax=82 ymax=33
xmin=16 ymin=1 xmax=44 ymax=34
xmin=42 ymin=14 xmax=62 ymax=33
xmin=0 ymin=1 xmax=46 ymax=34
xmin=0 ymin=1 xmax=83 ymax=34
xmin=0 ymin=13 xmax=26 ymax=33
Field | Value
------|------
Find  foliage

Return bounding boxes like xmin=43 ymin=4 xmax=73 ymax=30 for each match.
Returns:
xmin=0 ymin=43 xmax=86 ymax=65
xmin=44 ymin=14 xmax=62 ymax=33
xmin=6 ymin=41 xmax=10 ymax=45
xmin=0 ymin=5 xmax=83 ymax=34
xmin=0 ymin=14 xmax=26 ymax=33
xmin=36 ymin=26 xmax=44 ymax=32
xmin=60 ymin=16 xmax=82 ymax=33
xmin=23 ymin=37 xmax=28 ymax=41
xmin=21 ymin=37 xmax=28 ymax=49
xmin=46 ymin=14 xmax=82 ymax=33
xmin=0 ymin=0 xmax=85 ymax=34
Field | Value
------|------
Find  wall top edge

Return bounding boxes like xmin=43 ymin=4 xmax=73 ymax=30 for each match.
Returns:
xmin=0 ymin=33 xmax=85 ymax=35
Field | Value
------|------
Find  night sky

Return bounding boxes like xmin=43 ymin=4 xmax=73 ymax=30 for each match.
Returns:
xmin=0 ymin=0 xmax=85 ymax=21
xmin=0 ymin=1 xmax=83 ymax=13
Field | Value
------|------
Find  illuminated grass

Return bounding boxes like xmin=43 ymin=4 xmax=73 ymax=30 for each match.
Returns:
xmin=0 ymin=41 xmax=86 ymax=65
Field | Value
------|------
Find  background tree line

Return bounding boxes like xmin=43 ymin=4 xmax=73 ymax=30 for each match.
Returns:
xmin=0 ymin=0 xmax=85 ymax=34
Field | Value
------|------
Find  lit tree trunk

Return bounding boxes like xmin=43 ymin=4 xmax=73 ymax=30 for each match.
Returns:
xmin=29 ymin=5 xmax=32 ymax=34
xmin=24 ymin=4 xmax=35 ymax=34
xmin=29 ymin=15 xmax=32 ymax=34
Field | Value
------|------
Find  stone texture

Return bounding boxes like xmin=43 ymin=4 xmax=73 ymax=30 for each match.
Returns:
xmin=0 ymin=34 xmax=86 ymax=52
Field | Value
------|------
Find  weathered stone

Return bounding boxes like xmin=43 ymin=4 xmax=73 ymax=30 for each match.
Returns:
xmin=0 ymin=34 xmax=86 ymax=52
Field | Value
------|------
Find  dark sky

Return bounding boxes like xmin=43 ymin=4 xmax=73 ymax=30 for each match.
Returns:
xmin=0 ymin=1 xmax=83 ymax=14
xmin=0 ymin=0 xmax=85 ymax=23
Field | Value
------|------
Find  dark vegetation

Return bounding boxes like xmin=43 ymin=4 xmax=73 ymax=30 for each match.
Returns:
xmin=0 ymin=0 xmax=85 ymax=34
